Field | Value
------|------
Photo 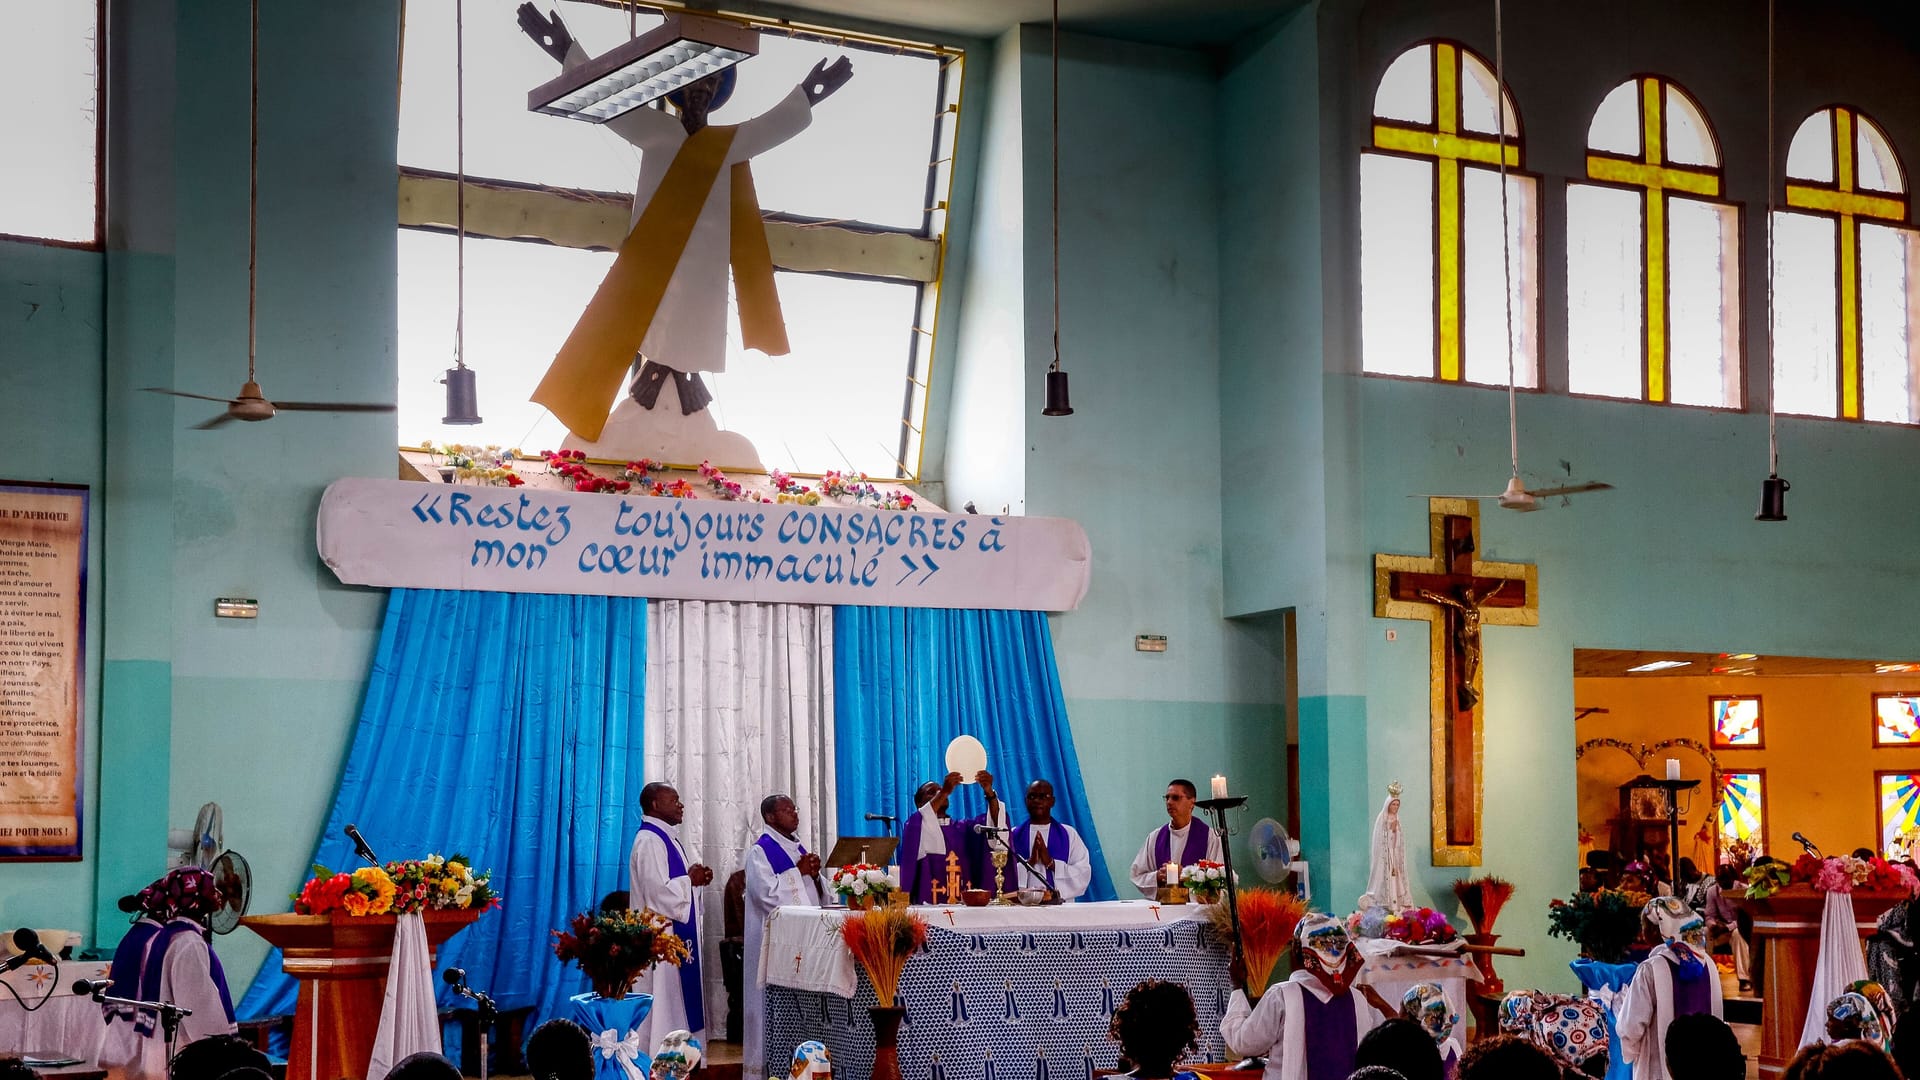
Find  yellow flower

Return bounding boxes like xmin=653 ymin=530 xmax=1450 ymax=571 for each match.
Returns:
xmin=342 ymin=892 xmax=371 ymax=916
xmin=354 ymin=866 xmax=398 ymax=915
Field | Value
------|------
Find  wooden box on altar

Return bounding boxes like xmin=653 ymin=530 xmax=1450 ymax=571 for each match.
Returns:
xmin=242 ymin=910 xmax=481 ymax=1080
xmin=1736 ymin=887 xmax=1904 ymax=1079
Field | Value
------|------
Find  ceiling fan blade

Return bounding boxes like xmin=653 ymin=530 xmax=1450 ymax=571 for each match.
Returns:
xmin=194 ymin=412 xmax=238 ymax=430
xmin=1527 ymin=481 xmax=1615 ymax=498
xmin=268 ymin=401 xmax=398 ymax=413
xmin=142 ymin=387 xmax=240 ymax=405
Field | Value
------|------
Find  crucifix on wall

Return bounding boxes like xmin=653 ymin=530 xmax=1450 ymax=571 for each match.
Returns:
xmin=1374 ymin=498 xmax=1538 ymax=866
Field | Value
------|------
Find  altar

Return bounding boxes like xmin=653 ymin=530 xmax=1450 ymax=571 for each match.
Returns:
xmin=0 ymin=959 xmax=114 ymax=1066
xmin=759 ymin=902 xmax=1232 ymax=1080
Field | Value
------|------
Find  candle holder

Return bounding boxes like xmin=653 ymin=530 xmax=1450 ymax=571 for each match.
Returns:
xmin=1197 ymin=796 xmax=1249 ymax=956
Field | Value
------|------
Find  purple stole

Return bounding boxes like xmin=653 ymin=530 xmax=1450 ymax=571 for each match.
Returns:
xmin=638 ymin=821 xmax=706 ymax=1031
xmin=756 ymin=832 xmax=803 ymax=875
xmin=1297 ymin=985 xmax=1359 ymax=1080
xmin=1012 ymin=822 xmax=1070 ymax=892
xmin=1152 ymin=820 xmax=1212 ymax=868
xmin=1668 ymin=951 xmax=1711 ymax=1018
xmin=900 ymin=810 xmax=974 ymax=903
xmin=106 ymin=918 xmax=235 ymax=1036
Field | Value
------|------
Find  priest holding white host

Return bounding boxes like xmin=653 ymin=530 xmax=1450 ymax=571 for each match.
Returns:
xmin=899 ymin=769 xmax=1011 ymax=902
xmin=628 ymin=781 xmax=713 ymax=1056
xmin=743 ymin=793 xmax=826 ymax=1080
xmin=1129 ymin=778 xmax=1223 ymax=896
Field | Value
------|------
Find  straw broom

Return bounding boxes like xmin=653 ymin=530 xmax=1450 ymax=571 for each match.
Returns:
xmin=838 ymin=907 xmax=929 ymax=1009
xmin=1452 ymin=876 xmax=1516 ymax=935
xmin=1209 ymin=888 xmax=1308 ymax=999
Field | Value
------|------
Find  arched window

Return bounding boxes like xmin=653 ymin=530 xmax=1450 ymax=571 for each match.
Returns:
xmin=1567 ymin=77 xmax=1740 ymax=407
xmin=1362 ymin=41 xmax=1539 ymax=387
xmin=1772 ymin=106 xmax=1919 ymax=422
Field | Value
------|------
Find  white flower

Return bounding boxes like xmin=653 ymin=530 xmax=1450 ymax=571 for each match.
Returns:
xmin=1208 ymin=867 xmax=1224 ymax=881
xmin=424 ymin=854 xmax=445 ymax=867
xmin=851 ymin=880 xmax=869 ymax=895
xmin=864 ymin=868 xmax=887 ymax=884
xmin=455 ymin=883 xmax=475 ymax=906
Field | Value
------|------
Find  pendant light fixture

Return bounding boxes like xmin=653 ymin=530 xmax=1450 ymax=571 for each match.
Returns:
xmin=527 ymin=12 xmax=756 ymax=122
xmin=1756 ymin=0 xmax=1786 ymax=520
xmin=441 ymin=0 xmax=483 ymax=425
xmin=1040 ymin=0 xmax=1073 ymax=417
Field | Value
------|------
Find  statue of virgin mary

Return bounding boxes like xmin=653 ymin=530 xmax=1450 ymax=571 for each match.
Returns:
xmin=1366 ymin=781 xmax=1414 ymax=910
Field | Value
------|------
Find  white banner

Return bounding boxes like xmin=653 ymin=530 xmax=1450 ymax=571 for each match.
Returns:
xmin=316 ymin=478 xmax=1091 ymax=611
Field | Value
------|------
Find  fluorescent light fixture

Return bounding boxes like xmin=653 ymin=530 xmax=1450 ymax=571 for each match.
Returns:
xmin=1721 ymin=652 xmax=1760 ymax=661
xmin=529 ymin=14 xmax=759 ymax=123
xmin=1877 ymin=662 xmax=1920 ymax=674
xmin=1626 ymin=660 xmax=1692 ymax=673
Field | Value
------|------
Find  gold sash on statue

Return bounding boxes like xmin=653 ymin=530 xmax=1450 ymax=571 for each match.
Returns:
xmin=532 ymin=123 xmax=789 ymax=440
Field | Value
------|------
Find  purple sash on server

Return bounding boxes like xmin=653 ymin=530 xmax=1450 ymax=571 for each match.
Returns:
xmin=1151 ymin=820 xmax=1212 ymax=868
xmin=1668 ymin=953 xmax=1712 ymax=1018
xmin=756 ymin=832 xmax=803 ymax=875
xmin=638 ymin=821 xmax=706 ymax=1031
xmin=1298 ymin=985 xmax=1359 ymax=1080
xmin=105 ymin=918 xmax=234 ymax=1036
xmin=1012 ymin=822 xmax=1070 ymax=891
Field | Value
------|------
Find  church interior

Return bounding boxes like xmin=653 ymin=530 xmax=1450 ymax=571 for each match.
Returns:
xmin=8 ymin=0 xmax=1920 ymax=1077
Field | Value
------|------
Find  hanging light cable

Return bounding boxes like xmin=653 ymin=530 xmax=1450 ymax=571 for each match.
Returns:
xmin=247 ymin=0 xmax=259 ymax=393
xmin=1041 ymin=0 xmax=1073 ymax=417
xmin=442 ymin=0 xmax=482 ymax=424
xmin=1756 ymin=0 xmax=1788 ymax=520
xmin=1493 ymin=0 xmax=1525 ymax=506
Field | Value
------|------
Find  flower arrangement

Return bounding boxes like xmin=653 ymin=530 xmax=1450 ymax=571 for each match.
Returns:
xmin=436 ymin=444 xmax=524 ymax=487
xmin=1743 ymin=854 xmax=1920 ymax=900
xmin=819 ymin=471 xmax=915 ymax=511
xmin=1207 ymin=888 xmax=1308 ymax=998
xmin=837 ymin=907 xmax=927 ymax=1009
xmin=830 ymin=864 xmax=902 ymax=908
xmin=1182 ymin=861 xmax=1228 ymax=902
xmin=1453 ymin=876 xmax=1516 ymax=935
xmin=294 ymin=854 xmax=499 ymax=916
xmin=698 ymin=460 xmax=772 ymax=502
xmin=770 ymin=470 xmax=820 ymax=505
xmin=1546 ymin=887 xmax=1649 ymax=964
xmin=551 ymin=907 xmax=691 ymax=1000
xmin=542 ymin=449 xmax=633 ymax=494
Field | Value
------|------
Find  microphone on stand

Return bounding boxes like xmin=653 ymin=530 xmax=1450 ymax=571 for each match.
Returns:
xmin=444 ymin=967 xmax=498 ymax=1080
xmin=344 ymin=824 xmax=380 ymax=866
xmin=1793 ymin=832 xmax=1821 ymax=858
xmin=864 ymin=811 xmax=896 ymax=836
xmin=971 ymin=823 xmax=1010 ymax=835
xmin=72 ymin=978 xmax=112 ymax=998
xmin=1 ymin=929 xmax=56 ymax=975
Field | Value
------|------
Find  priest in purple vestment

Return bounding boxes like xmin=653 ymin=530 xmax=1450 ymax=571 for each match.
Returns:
xmin=1129 ymin=779 xmax=1225 ymax=896
xmin=1221 ymin=914 xmax=1395 ymax=1080
xmin=898 ymin=770 xmax=1007 ymax=903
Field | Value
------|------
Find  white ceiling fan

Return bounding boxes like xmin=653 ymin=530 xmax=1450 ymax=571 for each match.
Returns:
xmin=142 ymin=0 xmax=395 ymax=431
xmin=1417 ymin=0 xmax=1613 ymax=514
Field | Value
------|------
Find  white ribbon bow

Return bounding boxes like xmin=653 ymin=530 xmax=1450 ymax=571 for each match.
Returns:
xmin=590 ymin=1027 xmax=647 ymax=1080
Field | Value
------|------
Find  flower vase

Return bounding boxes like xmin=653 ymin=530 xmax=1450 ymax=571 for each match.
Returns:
xmin=869 ymin=1005 xmax=906 ymax=1080
xmin=570 ymin=990 xmax=654 ymax=1080
xmin=1465 ymin=932 xmax=1504 ymax=994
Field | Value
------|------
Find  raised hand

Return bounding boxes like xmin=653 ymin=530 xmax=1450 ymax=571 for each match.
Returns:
xmin=798 ymin=853 xmax=824 ymax=878
xmin=516 ymin=3 xmax=573 ymax=63
xmin=802 ymin=57 xmax=854 ymax=105
xmin=941 ymin=771 xmax=962 ymax=794
xmin=976 ymin=769 xmax=996 ymax=798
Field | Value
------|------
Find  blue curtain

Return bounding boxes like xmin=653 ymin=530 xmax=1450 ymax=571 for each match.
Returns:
xmin=236 ymin=588 xmax=650 ymax=1039
xmin=832 ymin=607 xmax=1116 ymax=901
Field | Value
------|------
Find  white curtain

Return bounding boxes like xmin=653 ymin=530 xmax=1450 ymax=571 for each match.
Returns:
xmin=644 ymin=599 xmax=836 ymax=1038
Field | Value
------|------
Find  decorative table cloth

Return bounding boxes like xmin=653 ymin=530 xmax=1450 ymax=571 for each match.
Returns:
xmin=0 ymin=960 xmax=114 ymax=1065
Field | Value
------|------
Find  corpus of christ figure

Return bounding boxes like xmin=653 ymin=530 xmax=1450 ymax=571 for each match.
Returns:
xmin=1374 ymin=499 xmax=1537 ymax=866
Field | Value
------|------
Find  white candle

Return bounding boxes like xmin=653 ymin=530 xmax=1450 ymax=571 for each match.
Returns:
xmin=1665 ymin=758 xmax=1681 ymax=781
xmin=1164 ymin=861 xmax=1180 ymax=885
xmin=1211 ymin=774 xmax=1229 ymax=799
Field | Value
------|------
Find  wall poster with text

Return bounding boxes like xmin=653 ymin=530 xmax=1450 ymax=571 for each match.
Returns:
xmin=0 ymin=481 xmax=88 ymax=860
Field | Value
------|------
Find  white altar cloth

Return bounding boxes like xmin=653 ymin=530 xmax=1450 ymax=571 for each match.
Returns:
xmin=760 ymin=900 xmax=1214 ymax=998
xmin=0 ymin=960 xmax=113 ymax=1063
xmin=1353 ymin=939 xmax=1481 ymax=1046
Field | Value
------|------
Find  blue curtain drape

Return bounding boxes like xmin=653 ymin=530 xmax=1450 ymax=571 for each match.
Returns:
xmin=832 ymin=607 xmax=1116 ymax=901
xmin=236 ymin=587 xmax=650 ymax=1040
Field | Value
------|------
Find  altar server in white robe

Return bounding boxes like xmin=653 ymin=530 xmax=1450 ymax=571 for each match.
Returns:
xmin=98 ymin=868 xmax=239 ymax=1080
xmin=1619 ymin=896 xmax=1723 ymax=1080
xmin=1006 ymin=780 xmax=1093 ymax=900
xmin=743 ymin=794 xmax=826 ymax=1080
xmin=1221 ymin=914 xmax=1396 ymax=1080
xmin=629 ymin=782 xmax=714 ymax=1055
xmin=1129 ymin=778 xmax=1224 ymax=896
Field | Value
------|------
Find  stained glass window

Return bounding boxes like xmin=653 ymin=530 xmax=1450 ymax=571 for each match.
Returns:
xmin=1874 ymin=694 xmax=1920 ymax=746
xmin=1709 ymin=696 xmax=1763 ymax=748
xmin=1362 ymin=41 xmax=1539 ymax=387
xmin=1716 ymin=771 xmax=1765 ymax=857
xmin=1568 ymin=78 xmax=1740 ymax=407
xmin=1773 ymin=107 xmax=1920 ymax=423
xmin=1880 ymin=773 xmax=1920 ymax=859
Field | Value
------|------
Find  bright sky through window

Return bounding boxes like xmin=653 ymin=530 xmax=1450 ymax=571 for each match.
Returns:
xmin=0 ymin=2 xmax=99 ymax=243
xmin=1362 ymin=42 xmax=1538 ymax=387
xmin=395 ymin=0 xmax=948 ymax=473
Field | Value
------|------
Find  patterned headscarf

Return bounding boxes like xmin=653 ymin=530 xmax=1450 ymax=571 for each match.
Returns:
xmin=134 ymin=867 xmax=225 ymax=926
xmin=1498 ymin=990 xmax=1610 ymax=1071
xmin=1827 ymin=991 xmax=1890 ymax=1053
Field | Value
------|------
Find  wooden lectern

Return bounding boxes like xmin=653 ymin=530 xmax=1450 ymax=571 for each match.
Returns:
xmin=243 ymin=910 xmax=481 ymax=1080
xmin=1736 ymin=888 xmax=1904 ymax=1079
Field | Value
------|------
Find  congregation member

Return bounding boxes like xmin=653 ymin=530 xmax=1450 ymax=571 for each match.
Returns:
xmin=899 ymin=769 xmax=1007 ymax=902
xmin=1352 ymin=1017 xmax=1445 ymax=1080
xmin=1108 ymin=979 xmax=1203 ymax=1080
xmin=1782 ymin=1041 xmax=1901 ymax=1080
xmin=1220 ymin=913 xmax=1395 ymax=1080
xmin=1395 ymin=983 xmax=1458 ymax=1078
xmin=99 ymin=867 xmax=239 ymax=1080
xmin=1701 ymin=865 xmax=1751 ymax=992
xmin=1129 ymin=779 xmax=1223 ymax=896
xmin=743 ymin=794 xmax=826 ymax=1080
xmin=524 ymin=1019 xmax=596 ymax=1080
xmin=1659 ymin=1014 xmax=1745 ymax=1080
xmin=1002 ymin=779 xmax=1093 ymax=900
xmin=1453 ymin=1037 xmax=1561 ymax=1080
xmin=1619 ymin=897 xmax=1723 ymax=1080
xmin=628 ymin=781 xmax=712 ymax=1055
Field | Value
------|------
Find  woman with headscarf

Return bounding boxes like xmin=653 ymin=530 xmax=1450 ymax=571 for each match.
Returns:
xmin=97 ymin=867 xmax=239 ymax=1080
xmin=1618 ymin=897 xmax=1723 ymax=1080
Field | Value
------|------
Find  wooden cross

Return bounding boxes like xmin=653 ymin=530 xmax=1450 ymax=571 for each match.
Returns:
xmin=1583 ymin=77 xmax=1723 ymax=403
xmin=1375 ymin=498 xmax=1538 ymax=866
xmin=1371 ymin=41 xmax=1520 ymax=382
xmin=1784 ymin=106 xmax=1909 ymax=419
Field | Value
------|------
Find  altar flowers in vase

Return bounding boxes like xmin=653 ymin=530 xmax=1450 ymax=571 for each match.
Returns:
xmin=1181 ymin=862 xmax=1228 ymax=904
xmin=554 ymin=909 xmax=691 ymax=1080
xmin=839 ymin=908 xmax=928 ymax=1080
xmin=293 ymin=853 xmax=500 ymax=915
xmin=830 ymin=864 xmax=902 ymax=908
